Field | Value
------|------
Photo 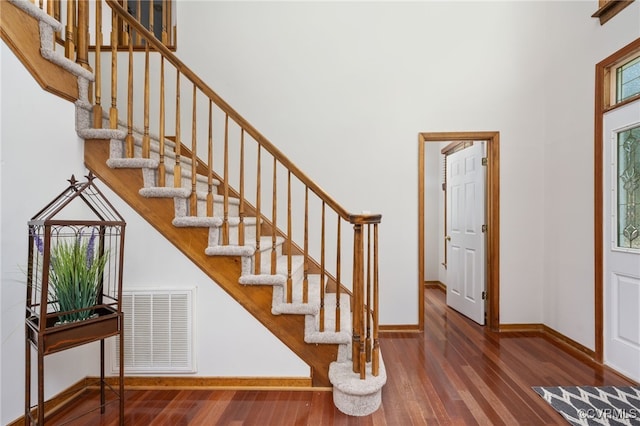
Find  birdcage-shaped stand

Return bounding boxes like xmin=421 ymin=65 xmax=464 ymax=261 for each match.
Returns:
xmin=24 ymin=174 xmax=125 ymax=425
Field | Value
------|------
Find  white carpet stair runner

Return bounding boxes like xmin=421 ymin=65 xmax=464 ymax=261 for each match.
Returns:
xmin=11 ymin=0 xmax=386 ymax=416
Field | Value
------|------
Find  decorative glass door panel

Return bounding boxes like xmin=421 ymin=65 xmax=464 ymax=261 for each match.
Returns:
xmin=616 ymin=125 xmax=640 ymax=250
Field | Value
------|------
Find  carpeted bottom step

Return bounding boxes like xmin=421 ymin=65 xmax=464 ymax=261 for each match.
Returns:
xmin=329 ymin=354 xmax=387 ymax=416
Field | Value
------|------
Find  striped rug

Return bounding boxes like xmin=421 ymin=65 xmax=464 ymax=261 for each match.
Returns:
xmin=532 ymin=386 xmax=640 ymax=426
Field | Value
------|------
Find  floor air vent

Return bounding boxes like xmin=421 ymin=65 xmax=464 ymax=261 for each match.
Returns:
xmin=112 ymin=289 xmax=195 ymax=373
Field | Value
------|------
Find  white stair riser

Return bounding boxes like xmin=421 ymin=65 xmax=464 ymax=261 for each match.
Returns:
xmin=174 ymin=196 xmax=240 ymax=218
xmin=208 ymin=222 xmax=257 ymax=246
xmin=164 ymin=170 xmax=219 ymax=194
xmin=257 ymin=253 xmax=302 ymax=281
xmin=109 ymin=140 xmax=219 ymax=193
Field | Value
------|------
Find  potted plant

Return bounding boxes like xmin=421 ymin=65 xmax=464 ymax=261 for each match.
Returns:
xmin=32 ymin=228 xmax=109 ymax=324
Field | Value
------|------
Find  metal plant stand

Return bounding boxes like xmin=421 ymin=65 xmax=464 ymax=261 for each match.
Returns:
xmin=24 ymin=174 xmax=125 ymax=425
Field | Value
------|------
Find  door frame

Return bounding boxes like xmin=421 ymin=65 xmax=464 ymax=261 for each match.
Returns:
xmin=418 ymin=131 xmax=500 ymax=331
xmin=594 ymin=37 xmax=640 ymax=363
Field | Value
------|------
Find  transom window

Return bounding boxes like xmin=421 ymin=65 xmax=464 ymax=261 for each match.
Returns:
xmin=617 ymin=56 xmax=640 ymax=103
xmin=606 ymin=51 xmax=640 ymax=109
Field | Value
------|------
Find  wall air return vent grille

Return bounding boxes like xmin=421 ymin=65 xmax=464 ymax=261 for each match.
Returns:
xmin=112 ymin=289 xmax=195 ymax=373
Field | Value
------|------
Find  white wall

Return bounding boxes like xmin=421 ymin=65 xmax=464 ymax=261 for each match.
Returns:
xmin=424 ymin=142 xmax=443 ymax=282
xmin=178 ymin=0 xmax=550 ymax=326
xmin=176 ymin=0 xmax=639 ymax=332
xmin=1 ymin=44 xmax=97 ymax=424
xmin=0 ymin=41 xmax=306 ymax=425
xmin=541 ymin=2 xmax=640 ymax=348
xmin=0 ymin=37 xmax=4 ymax=426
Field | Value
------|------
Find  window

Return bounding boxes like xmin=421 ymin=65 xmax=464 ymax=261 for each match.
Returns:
xmin=119 ymin=0 xmax=176 ymax=50
xmin=617 ymin=56 xmax=640 ymax=103
xmin=604 ymin=50 xmax=640 ymax=109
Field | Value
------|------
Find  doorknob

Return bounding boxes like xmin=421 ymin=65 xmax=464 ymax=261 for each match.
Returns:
xmin=445 ymin=235 xmax=451 ymax=241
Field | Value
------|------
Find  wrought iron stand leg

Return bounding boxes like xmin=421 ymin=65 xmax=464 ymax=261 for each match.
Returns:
xmin=100 ymin=339 xmax=105 ymax=413
xmin=25 ymin=333 xmax=31 ymax=424
xmin=38 ymin=349 xmax=44 ymax=425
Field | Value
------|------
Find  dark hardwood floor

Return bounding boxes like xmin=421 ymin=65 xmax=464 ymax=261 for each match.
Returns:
xmin=45 ymin=288 xmax=636 ymax=425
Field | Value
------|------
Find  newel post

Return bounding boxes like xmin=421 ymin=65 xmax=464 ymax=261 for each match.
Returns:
xmin=351 ymin=222 xmax=365 ymax=377
xmin=350 ymin=213 xmax=382 ymax=379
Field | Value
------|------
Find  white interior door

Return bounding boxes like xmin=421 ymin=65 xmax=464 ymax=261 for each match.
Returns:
xmin=604 ymin=100 xmax=640 ymax=382
xmin=446 ymin=142 xmax=486 ymax=325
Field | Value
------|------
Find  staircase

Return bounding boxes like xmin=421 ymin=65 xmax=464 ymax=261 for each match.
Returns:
xmin=2 ymin=0 xmax=386 ymax=416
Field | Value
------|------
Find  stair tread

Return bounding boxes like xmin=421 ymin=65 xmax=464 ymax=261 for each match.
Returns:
xmin=140 ymin=185 xmax=241 ymax=204
xmin=175 ymin=215 xmax=259 ymax=228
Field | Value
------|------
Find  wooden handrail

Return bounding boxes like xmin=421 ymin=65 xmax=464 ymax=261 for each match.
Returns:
xmin=104 ymin=0 xmax=377 ymax=225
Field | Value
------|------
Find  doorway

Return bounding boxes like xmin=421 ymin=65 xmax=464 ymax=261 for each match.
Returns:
xmin=594 ymin=37 xmax=640 ymax=366
xmin=418 ymin=132 xmax=500 ymax=331
xmin=602 ymin=102 xmax=640 ymax=382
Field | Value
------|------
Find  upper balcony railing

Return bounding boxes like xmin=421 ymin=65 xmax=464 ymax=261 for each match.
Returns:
xmin=28 ymin=0 xmax=381 ymax=379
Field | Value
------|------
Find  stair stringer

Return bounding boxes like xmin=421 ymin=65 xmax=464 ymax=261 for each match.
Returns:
xmin=84 ymin=138 xmax=339 ymax=387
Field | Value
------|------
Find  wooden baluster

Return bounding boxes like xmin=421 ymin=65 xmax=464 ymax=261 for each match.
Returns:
xmin=254 ymin=145 xmax=262 ymax=274
xmin=352 ymin=222 xmax=364 ymax=376
xmin=93 ymin=0 xmax=103 ymax=128
xmin=53 ymin=0 xmax=61 ymax=42
xmin=125 ymin=28 xmax=134 ymax=158
xmin=158 ymin=57 xmax=166 ymax=187
xmin=366 ymin=224 xmax=372 ymax=363
xmin=162 ymin=0 xmax=168 ymax=45
xmin=372 ymin=223 xmax=380 ymax=377
xmin=172 ymin=3 xmax=176 ymax=45
xmin=121 ymin=1 xmax=129 ymax=46
xmin=206 ymin=101 xmax=213 ymax=217
xmin=72 ymin=0 xmax=77 ymax=54
xmin=135 ymin=0 xmax=141 ymax=45
xmin=335 ymin=217 xmax=341 ymax=332
xmin=75 ymin=0 xmax=90 ymax=72
xmin=222 ymin=115 xmax=230 ymax=244
xmin=303 ymin=187 xmax=309 ymax=303
xmin=109 ymin=9 xmax=118 ymax=129
xmin=148 ymin=0 xmax=154 ymax=39
xmin=320 ymin=201 xmax=325 ymax=332
xmin=174 ymin=72 xmax=182 ymax=188
xmin=142 ymin=42 xmax=150 ymax=158
xmin=64 ymin=0 xmax=74 ymax=59
xmin=286 ymin=171 xmax=292 ymax=303
xmin=271 ymin=158 xmax=277 ymax=275
xmin=239 ymin=130 xmax=245 ymax=244
xmin=190 ymin=84 xmax=198 ymax=216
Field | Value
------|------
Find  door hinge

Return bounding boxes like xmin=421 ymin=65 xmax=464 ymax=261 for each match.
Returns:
xmin=482 ymin=224 xmax=487 ymax=233
xmin=482 ymin=157 xmax=488 ymax=166
xmin=482 ymin=291 xmax=487 ymax=300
